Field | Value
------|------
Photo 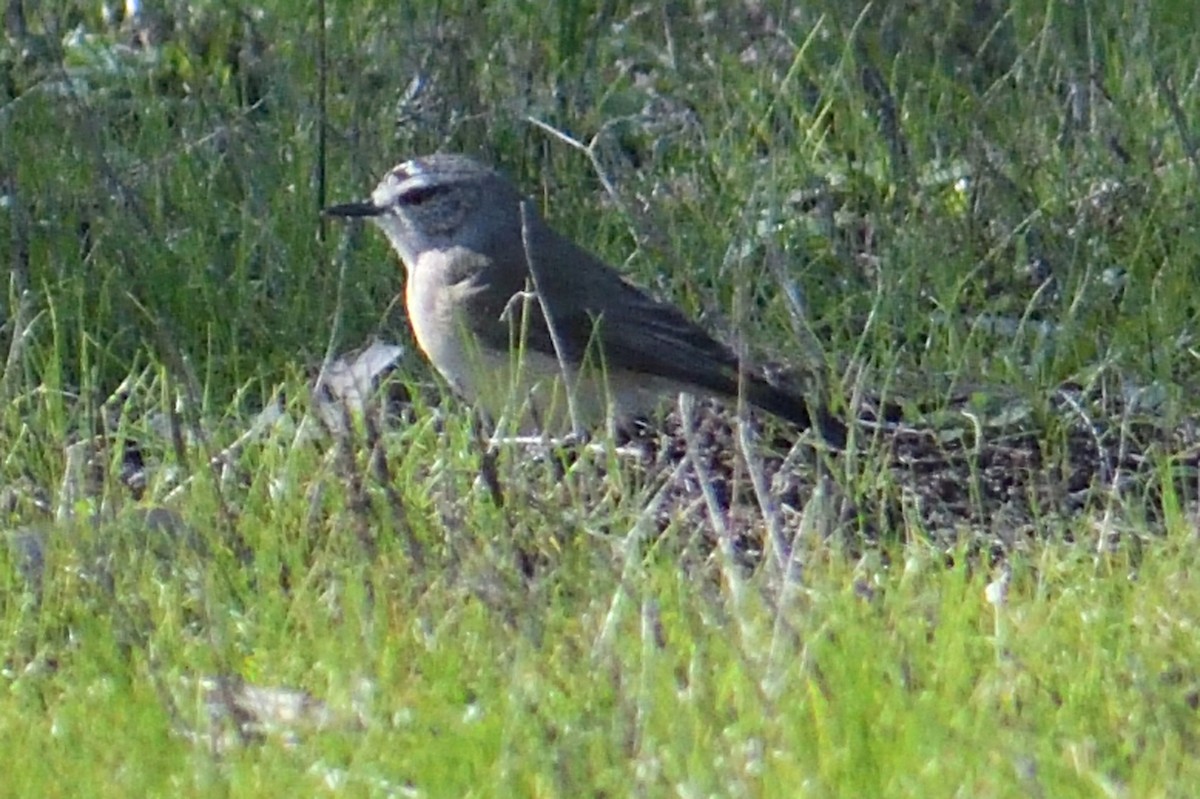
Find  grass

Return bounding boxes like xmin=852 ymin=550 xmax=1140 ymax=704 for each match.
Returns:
xmin=3 ymin=0 xmax=1200 ymax=796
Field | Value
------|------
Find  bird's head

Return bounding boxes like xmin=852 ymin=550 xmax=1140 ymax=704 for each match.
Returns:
xmin=324 ymin=154 xmax=520 ymax=269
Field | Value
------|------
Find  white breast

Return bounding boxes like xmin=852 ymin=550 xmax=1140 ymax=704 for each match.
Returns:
xmin=405 ymin=251 xmax=471 ymax=394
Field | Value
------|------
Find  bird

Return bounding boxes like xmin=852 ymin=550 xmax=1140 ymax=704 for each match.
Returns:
xmin=323 ymin=154 xmax=846 ymax=447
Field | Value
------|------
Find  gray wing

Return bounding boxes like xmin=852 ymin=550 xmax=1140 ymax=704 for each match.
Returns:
xmin=459 ymin=213 xmax=844 ymax=444
xmin=510 ymin=217 xmax=744 ymax=393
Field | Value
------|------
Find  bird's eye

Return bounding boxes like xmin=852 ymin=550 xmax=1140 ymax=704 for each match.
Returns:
xmin=398 ymin=185 xmax=445 ymax=206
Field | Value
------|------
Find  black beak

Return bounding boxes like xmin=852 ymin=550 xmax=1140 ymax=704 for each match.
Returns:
xmin=322 ymin=200 xmax=383 ymax=218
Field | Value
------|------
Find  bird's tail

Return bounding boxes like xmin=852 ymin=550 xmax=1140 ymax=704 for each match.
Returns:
xmin=745 ymin=379 xmax=848 ymax=449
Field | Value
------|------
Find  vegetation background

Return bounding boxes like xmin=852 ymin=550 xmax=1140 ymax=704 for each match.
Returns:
xmin=2 ymin=0 xmax=1200 ymax=796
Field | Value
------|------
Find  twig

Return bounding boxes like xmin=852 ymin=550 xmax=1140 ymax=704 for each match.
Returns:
xmin=2 ymin=173 xmax=34 ymax=401
xmin=592 ymin=456 xmax=688 ymax=659
xmin=735 ymin=420 xmax=790 ymax=576
xmin=315 ymin=0 xmax=328 ymax=233
xmin=519 ymin=199 xmax=583 ymax=437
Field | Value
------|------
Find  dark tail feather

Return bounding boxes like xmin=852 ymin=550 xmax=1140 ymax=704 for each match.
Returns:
xmin=746 ymin=380 xmax=848 ymax=449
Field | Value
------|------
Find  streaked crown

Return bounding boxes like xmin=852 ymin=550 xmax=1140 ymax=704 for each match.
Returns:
xmin=324 ymin=154 xmax=526 ymax=270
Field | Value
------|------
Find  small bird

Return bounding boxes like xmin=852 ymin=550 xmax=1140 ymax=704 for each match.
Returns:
xmin=324 ymin=154 xmax=846 ymax=447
